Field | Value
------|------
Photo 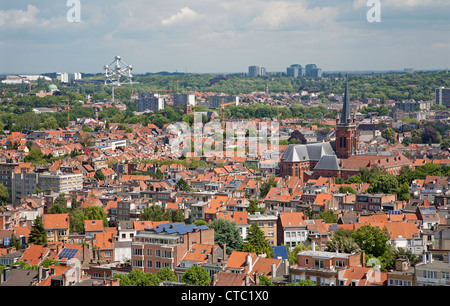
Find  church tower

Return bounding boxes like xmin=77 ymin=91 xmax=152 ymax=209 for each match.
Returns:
xmin=335 ymin=76 xmax=357 ymax=159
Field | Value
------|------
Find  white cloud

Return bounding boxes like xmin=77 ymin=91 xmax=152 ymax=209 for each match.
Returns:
xmin=247 ymin=1 xmax=338 ymax=30
xmin=0 ymin=5 xmax=40 ymax=27
xmin=161 ymin=7 xmax=202 ymax=26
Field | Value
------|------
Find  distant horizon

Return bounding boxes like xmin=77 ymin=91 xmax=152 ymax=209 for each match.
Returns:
xmin=1 ymin=67 xmax=448 ymax=77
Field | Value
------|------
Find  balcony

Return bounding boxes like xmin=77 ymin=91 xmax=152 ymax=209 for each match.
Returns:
xmin=416 ymin=277 xmax=450 ymax=285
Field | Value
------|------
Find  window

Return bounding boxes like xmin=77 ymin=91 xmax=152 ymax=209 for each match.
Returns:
xmin=442 ymin=272 xmax=450 ymax=279
xmin=268 ymin=222 xmax=274 ymax=227
xmin=314 ymin=260 xmax=324 ymax=269
xmin=147 ymin=249 xmax=152 ymax=257
xmin=133 ymin=260 xmax=143 ymax=268
xmin=133 ymin=248 xmax=143 ymax=256
xmin=335 ymin=260 xmax=346 ymax=268
xmin=147 ymin=260 xmax=153 ymax=268
xmin=425 ymin=270 xmax=437 ymax=279
xmin=155 ymin=261 xmax=161 ymax=269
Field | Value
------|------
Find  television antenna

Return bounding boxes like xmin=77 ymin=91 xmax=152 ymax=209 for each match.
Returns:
xmin=103 ymin=56 xmax=134 ymax=103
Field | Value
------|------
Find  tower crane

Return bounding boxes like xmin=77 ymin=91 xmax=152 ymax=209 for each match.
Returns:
xmin=1 ymin=88 xmax=18 ymax=98
xmin=219 ymin=99 xmax=237 ymax=130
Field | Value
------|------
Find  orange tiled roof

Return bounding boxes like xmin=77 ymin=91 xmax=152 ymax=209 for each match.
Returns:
xmin=43 ymin=213 xmax=69 ymax=229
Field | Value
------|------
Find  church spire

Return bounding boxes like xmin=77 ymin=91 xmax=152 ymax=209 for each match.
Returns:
xmin=340 ymin=74 xmax=350 ymax=125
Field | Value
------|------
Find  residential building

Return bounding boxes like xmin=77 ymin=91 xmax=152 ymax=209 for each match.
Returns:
xmin=209 ymin=95 xmax=239 ymax=108
xmin=436 ymin=87 xmax=450 ymax=107
xmin=247 ymin=212 xmax=278 ymax=246
xmin=173 ymin=93 xmax=195 ymax=107
xmin=38 ymin=173 xmax=83 ymax=194
xmin=414 ymin=253 xmax=450 ymax=286
xmin=289 ymin=242 xmax=366 ymax=286
xmin=130 ymin=223 xmax=214 ymax=274
xmin=43 ymin=213 xmax=70 ymax=245
xmin=277 ymin=212 xmax=308 ymax=248
xmin=136 ymin=93 xmax=165 ymax=112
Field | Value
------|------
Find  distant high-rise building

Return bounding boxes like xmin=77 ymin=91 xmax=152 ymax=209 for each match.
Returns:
xmin=404 ymin=68 xmax=414 ymax=74
xmin=209 ymin=95 xmax=239 ymax=108
xmin=173 ymin=93 xmax=196 ymax=107
xmin=248 ymin=65 xmax=266 ymax=78
xmin=57 ymin=72 xmax=82 ymax=83
xmin=305 ymin=64 xmax=317 ymax=77
xmin=137 ymin=93 xmax=165 ymax=112
xmin=286 ymin=64 xmax=303 ymax=77
xmin=436 ymin=87 xmax=450 ymax=107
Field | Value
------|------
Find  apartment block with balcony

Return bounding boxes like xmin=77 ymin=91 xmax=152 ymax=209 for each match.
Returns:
xmin=38 ymin=173 xmax=83 ymax=194
xmin=248 ymin=212 xmax=278 ymax=246
xmin=130 ymin=223 xmax=214 ymax=274
xmin=289 ymin=242 xmax=365 ymax=286
xmin=414 ymin=253 xmax=450 ymax=286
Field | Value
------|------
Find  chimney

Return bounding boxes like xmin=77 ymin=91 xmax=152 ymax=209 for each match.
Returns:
xmin=254 ymin=272 xmax=260 ymax=286
xmin=311 ymin=241 xmax=316 ymax=251
xmin=1 ymin=268 xmax=10 ymax=285
xmin=427 ymin=253 xmax=433 ymax=263
xmin=422 ymin=254 xmax=427 ymax=264
xmin=284 ymin=259 xmax=289 ymax=276
xmin=211 ymin=246 xmax=215 ymax=263
xmin=271 ymin=263 xmax=276 ymax=278
xmin=246 ymin=254 xmax=253 ymax=271
xmin=223 ymin=243 xmax=227 ymax=260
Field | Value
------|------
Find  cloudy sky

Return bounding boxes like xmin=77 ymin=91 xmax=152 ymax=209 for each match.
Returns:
xmin=0 ymin=0 xmax=449 ymax=74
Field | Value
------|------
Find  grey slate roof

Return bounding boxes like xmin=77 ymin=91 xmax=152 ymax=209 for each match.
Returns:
xmin=313 ymin=154 xmax=341 ymax=171
xmin=281 ymin=142 xmax=335 ymax=163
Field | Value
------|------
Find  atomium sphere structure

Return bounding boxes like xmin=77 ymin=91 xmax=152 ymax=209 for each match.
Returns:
xmin=103 ymin=56 xmax=133 ymax=86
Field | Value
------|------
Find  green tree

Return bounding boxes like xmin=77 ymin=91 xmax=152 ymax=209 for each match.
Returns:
xmin=41 ymin=116 xmax=59 ymax=130
xmin=241 ymin=223 xmax=273 ymax=258
xmin=325 ymin=228 xmax=361 ymax=254
xmin=0 ymin=184 xmax=9 ymax=204
xmin=366 ymin=174 xmax=399 ymax=195
xmin=181 ymin=265 xmax=211 ymax=286
xmin=29 ymin=216 xmax=47 ymax=245
xmin=319 ymin=210 xmax=338 ymax=223
xmin=84 ymin=206 xmax=108 ymax=227
xmin=69 ymin=208 xmax=85 ymax=233
xmin=139 ymin=205 xmax=172 ymax=222
xmin=397 ymin=182 xmax=411 ymax=201
xmin=381 ymin=127 xmax=396 ymax=144
xmin=247 ymin=200 xmax=265 ymax=215
xmin=259 ymin=176 xmax=277 ymax=198
xmin=176 ymin=178 xmax=191 ymax=191
xmin=94 ymin=170 xmax=105 ymax=181
xmin=285 ymin=280 xmax=316 ymax=286
xmin=208 ymin=219 xmax=243 ymax=254
xmin=259 ymin=274 xmax=274 ymax=286
xmin=172 ymin=209 xmax=185 ymax=223
xmin=24 ymin=149 xmax=45 ymax=163
xmin=345 ymin=175 xmax=362 ymax=184
xmin=156 ymin=266 xmax=177 ymax=282
xmin=338 ymin=186 xmax=357 ymax=194
xmin=352 ymin=225 xmax=390 ymax=258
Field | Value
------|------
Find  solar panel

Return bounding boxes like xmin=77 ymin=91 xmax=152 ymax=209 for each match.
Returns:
xmin=59 ymin=248 xmax=78 ymax=259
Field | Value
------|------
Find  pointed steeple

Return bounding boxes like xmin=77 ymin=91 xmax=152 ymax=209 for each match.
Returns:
xmin=340 ymin=74 xmax=350 ymax=125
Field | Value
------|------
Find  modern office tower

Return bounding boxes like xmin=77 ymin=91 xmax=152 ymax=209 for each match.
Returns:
xmin=404 ymin=68 xmax=414 ymax=74
xmin=286 ymin=64 xmax=303 ymax=77
xmin=173 ymin=93 xmax=196 ymax=107
xmin=137 ymin=93 xmax=165 ymax=112
xmin=248 ymin=65 xmax=266 ymax=78
xmin=310 ymin=68 xmax=323 ymax=78
xmin=305 ymin=64 xmax=317 ymax=77
xmin=436 ymin=87 xmax=450 ymax=107
xmin=209 ymin=95 xmax=239 ymax=108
